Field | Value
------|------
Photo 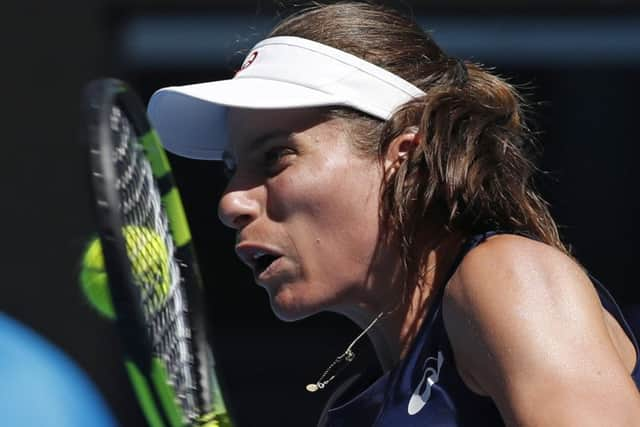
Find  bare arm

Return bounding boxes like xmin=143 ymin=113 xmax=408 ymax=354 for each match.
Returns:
xmin=443 ymin=234 xmax=640 ymax=426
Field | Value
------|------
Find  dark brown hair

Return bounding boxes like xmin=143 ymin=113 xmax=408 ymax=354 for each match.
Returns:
xmin=269 ymin=2 xmax=568 ymax=292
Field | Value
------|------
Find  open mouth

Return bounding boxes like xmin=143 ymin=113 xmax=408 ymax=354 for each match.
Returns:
xmin=253 ymin=253 xmax=281 ymax=275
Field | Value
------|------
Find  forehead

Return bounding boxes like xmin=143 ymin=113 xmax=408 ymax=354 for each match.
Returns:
xmin=226 ymin=107 xmax=334 ymax=155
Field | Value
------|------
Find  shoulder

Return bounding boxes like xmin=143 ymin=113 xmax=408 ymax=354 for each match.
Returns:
xmin=450 ymin=233 xmax=587 ymax=295
xmin=444 ymin=234 xmax=597 ymax=342
xmin=442 ymin=234 xmax=640 ymax=425
xmin=442 ymin=233 xmax=592 ymax=387
xmin=445 ymin=234 xmax=596 ymax=319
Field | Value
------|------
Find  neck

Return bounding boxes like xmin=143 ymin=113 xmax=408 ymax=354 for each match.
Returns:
xmin=339 ymin=232 xmax=464 ymax=371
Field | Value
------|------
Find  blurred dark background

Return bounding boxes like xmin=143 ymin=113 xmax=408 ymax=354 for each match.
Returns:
xmin=2 ymin=1 xmax=639 ymax=426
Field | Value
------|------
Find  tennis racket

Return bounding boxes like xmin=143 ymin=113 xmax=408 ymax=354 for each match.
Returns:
xmin=81 ymin=78 xmax=233 ymax=427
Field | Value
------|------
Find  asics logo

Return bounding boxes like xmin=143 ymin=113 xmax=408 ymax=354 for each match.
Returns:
xmin=240 ymin=51 xmax=258 ymax=70
xmin=407 ymin=350 xmax=444 ymax=415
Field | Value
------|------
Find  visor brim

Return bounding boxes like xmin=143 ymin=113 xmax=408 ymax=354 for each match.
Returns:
xmin=147 ymin=78 xmax=342 ymax=160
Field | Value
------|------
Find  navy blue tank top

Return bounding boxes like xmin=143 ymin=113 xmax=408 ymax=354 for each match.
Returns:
xmin=319 ymin=232 xmax=640 ymax=426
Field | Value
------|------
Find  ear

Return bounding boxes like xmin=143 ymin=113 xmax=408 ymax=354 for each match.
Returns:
xmin=384 ymin=128 xmax=420 ymax=173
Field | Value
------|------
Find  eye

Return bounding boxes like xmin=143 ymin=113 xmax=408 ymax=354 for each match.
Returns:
xmin=263 ymin=146 xmax=295 ymax=174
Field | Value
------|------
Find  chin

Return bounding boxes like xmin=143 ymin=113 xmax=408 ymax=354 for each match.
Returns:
xmin=266 ymin=283 xmax=322 ymax=322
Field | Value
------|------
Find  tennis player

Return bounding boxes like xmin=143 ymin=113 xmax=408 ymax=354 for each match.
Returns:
xmin=147 ymin=3 xmax=640 ymax=425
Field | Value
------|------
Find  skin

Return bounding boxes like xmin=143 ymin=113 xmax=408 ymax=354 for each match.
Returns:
xmin=219 ymin=108 xmax=401 ymax=321
xmin=218 ymin=107 xmax=640 ymax=424
xmin=444 ymin=235 xmax=640 ymax=426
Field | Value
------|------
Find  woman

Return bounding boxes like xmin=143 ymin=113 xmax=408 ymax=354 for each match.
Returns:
xmin=148 ymin=2 xmax=640 ymax=425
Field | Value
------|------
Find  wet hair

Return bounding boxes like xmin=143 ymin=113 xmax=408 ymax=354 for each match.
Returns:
xmin=269 ymin=2 xmax=568 ymax=295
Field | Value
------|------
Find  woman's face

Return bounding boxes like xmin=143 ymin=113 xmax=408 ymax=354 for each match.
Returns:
xmin=218 ymin=108 xmax=393 ymax=321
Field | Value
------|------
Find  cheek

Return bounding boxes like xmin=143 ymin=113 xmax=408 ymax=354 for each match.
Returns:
xmin=269 ymin=155 xmax=383 ymax=276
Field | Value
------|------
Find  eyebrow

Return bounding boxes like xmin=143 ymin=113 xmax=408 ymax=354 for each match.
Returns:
xmin=223 ymin=130 xmax=291 ymax=161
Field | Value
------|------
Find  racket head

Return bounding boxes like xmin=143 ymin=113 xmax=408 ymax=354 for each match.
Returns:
xmin=82 ymin=78 xmax=231 ymax=427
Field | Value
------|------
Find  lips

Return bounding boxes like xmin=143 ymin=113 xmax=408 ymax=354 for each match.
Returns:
xmin=235 ymin=243 xmax=283 ymax=277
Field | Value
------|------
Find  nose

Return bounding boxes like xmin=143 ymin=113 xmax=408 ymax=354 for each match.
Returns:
xmin=218 ymin=186 xmax=261 ymax=230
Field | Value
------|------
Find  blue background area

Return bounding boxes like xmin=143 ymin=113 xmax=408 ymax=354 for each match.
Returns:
xmin=0 ymin=313 xmax=115 ymax=426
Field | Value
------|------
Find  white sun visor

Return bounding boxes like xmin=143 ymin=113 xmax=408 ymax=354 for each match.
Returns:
xmin=147 ymin=36 xmax=425 ymax=160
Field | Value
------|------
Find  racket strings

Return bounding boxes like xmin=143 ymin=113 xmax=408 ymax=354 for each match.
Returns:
xmin=109 ymin=105 xmax=200 ymax=422
xmin=113 ymin=118 xmax=152 ymax=219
